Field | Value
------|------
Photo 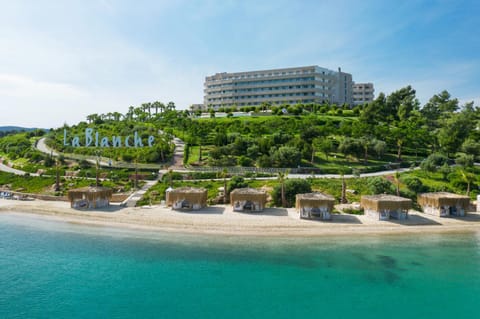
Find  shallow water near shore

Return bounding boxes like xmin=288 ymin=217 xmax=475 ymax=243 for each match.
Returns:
xmin=1 ymin=213 xmax=480 ymax=318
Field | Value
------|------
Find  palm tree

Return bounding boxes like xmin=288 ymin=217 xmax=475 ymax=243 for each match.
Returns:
xmin=340 ymin=170 xmax=347 ymax=204
xmin=278 ymin=170 xmax=289 ymax=207
xmin=86 ymin=113 xmax=99 ymax=124
xmin=95 ymin=151 xmax=101 ymax=187
xmin=194 ymin=123 xmax=209 ymax=162
xmin=126 ymin=106 xmax=135 ymax=120
xmin=141 ymin=102 xmax=152 ymax=118
xmin=54 ymin=158 xmax=60 ymax=192
xmin=220 ymin=168 xmax=228 ymax=204
xmin=112 ymin=112 xmax=122 ymax=122
xmin=394 ymin=170 xmax=401 ymax=196
xmin=461 ymin=170 xmax=475 ymax=196
xmin=134 ymin=156 xmax=139 ymax=190
xmin=134 ymin=107 xmax=147 ymax=122
xmin=152 ymin=101 xmax=163 ymax=115
xmin=167 ymin=101 xmax=176 ymax=111
xmin=359 ymin=136 xmax=371 ymax=164
xmin=159 ymin=102 xmax=166 ymax=114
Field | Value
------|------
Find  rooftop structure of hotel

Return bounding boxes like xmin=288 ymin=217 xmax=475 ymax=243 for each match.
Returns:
xmin=204 ymin=65 xmax=354 ymax=109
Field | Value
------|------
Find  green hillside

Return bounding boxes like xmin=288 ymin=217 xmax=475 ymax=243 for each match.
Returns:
xmin=1 ymin=87 xmax=480 ymax=202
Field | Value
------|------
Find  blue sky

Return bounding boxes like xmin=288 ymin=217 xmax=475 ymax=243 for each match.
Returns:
xmin=0 ymin=0 xmax=479 ymax=128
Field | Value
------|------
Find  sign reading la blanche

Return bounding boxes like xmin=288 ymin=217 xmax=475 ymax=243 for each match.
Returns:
xmin=64 ymin=128 xmax=155 ymax=148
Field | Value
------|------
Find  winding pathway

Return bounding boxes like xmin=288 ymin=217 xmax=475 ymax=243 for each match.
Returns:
xmin=0 ymin=161 xmax=32 ymax=176
xmin=171 ymin=136 xmax=185 ymax=168
xmin=36 ymin=138 xmax=58 ymax=157
xmin=6 ymin=136 xmax=417 ymax=179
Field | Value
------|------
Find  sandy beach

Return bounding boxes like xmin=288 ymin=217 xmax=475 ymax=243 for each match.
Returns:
xmin=1 ymin=198 xmax=480 ymax=237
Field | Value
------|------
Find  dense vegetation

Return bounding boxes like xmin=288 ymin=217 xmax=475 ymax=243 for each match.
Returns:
xmin=0 ymin=131 xmax=46 ymax=160
xmin=32 ymin=87 xmax=480 ymax=174
xmin=137 ymin=165 xmax=480 ymax=207
xmin=1 ymin=86 xmax=480 ymax=203
xmin=0 ymin=171 xmax=55 ymax=194
xmin=182 ymin=87 xmax=478 ymax=171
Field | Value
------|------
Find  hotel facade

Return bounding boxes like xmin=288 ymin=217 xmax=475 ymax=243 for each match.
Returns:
xmin=204 ymin=65 xmax=354 ymax=109
xmin=352 ymin=82 xmax=375 ymax=105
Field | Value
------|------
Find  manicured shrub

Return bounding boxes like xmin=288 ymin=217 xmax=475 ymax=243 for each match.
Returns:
xmin=367 ymin=177 xmax=395 ymax=195
xmin=401 ymin=176 xmax=425 ymax=193
xmin=227 ymin=176 xmax=248 ymax=193
xmin=272 ymin=179 xmax=311 ymax=207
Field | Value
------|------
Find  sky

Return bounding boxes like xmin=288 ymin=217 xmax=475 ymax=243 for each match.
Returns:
xmin=0 ymin=0 xmax=479 ymax=128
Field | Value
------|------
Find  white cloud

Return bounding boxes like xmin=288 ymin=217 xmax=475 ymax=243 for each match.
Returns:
xmin=0 ymin=74 xmax=90 ymax=128
xmin=0 ymin=2 xmax=206 ymax=128
xmin=0 ymin=74 xmax=86 ymax=99
xmin=0 ymin=0 xmax=478 ymax=127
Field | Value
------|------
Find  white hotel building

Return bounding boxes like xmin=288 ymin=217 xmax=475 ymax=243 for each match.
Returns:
xmin=352 ymin=82 xmax=375 ymax=106
xmin=204 ymin=65 xmax=354 ymax=109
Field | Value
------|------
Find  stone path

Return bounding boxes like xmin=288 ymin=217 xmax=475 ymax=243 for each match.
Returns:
xmin=171 ymin=136 xmax=185 ymax=168
xmin=0 ymin=161 xmax=33 ymax=176
xmin=36 ymin=138 xmax=58 ymax=156
xmin=121 ymin=180 xmax=158 ymax=208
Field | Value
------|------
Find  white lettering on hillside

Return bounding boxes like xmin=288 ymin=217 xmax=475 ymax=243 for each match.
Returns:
xmin=63 ymin=129 xmax=155 ymax=148
xmin=85 ymin=128 xmax=93 ymax=146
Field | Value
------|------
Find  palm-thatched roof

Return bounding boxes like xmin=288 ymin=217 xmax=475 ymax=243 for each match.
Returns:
xmin=417 ymin=192 xmax=470 ymax=208
xmin=296 ymin=192 xmax=335 ymax=210
xmin=230 ymin=188 xmax=267 ymax=204
xmin=361 ymin=194 xmax=411 ymax=211
xmin=166 ymin=187 xmax=207 ymax=205
xmin=67 ymin=186 xmax=112 ymax=202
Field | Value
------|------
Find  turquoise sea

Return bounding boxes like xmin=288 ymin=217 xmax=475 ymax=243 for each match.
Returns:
xmin=1 ymin=213 xmax=479 ymax=319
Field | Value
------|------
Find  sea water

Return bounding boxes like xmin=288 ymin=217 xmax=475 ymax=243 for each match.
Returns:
xmin=0 ymin=213 xmax=479 ymax=319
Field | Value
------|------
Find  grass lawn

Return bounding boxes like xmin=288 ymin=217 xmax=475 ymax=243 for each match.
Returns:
xmin=308 ymin=152 xmax=419 ymax=173
xmin=401 ymin=168 xmax=479 ymax=199
xmin=186 ymin=145 xmax=215 ymax=165
xmin=0 ymin=172 xmax=55 ymax=193
xmin=10 ymin=157 xmax=44 ymax=174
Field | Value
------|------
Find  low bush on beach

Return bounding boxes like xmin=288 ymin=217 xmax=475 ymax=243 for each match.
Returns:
xmin=271 ymin=179 xmax=311 ymax=208
xmin=342 ymin=208 xmax=364 ymax=215
xmin=0 ymin=172 xmax=55 ymax=193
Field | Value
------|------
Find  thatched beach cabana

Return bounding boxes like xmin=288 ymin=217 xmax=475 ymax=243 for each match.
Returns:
xmin=230 ymin=188 xmax=267 ymax=212
xmin=295 ymin=192 xmax=335 ymax=220
xmin=361 ymin=195 xmax=411 ymax=220
xmin=166 ymin=187 xmax=207 ymax=210
xmin=418 ymin=192 xmax=470 ymax=217
xmin=68 ymin=186 xmax=112 ymax=209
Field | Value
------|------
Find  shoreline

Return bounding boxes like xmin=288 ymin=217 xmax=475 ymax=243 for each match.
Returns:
xmin=1 ymin=199 xmax=480 ymax=238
